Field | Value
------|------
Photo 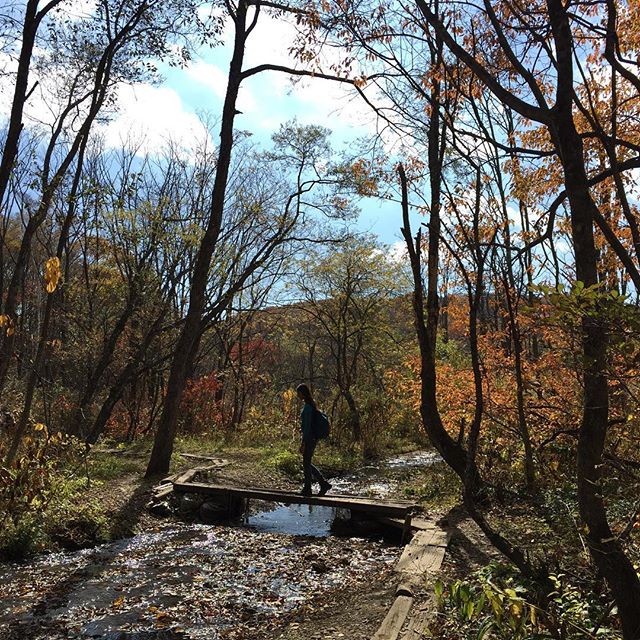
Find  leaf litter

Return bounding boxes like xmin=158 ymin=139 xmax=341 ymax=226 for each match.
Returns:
xmin=0 ymin=522 xmax=399 ymax=639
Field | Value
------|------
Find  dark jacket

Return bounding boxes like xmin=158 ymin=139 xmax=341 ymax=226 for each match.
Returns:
xmin=300 ymin=403 xmax=315 ymax=443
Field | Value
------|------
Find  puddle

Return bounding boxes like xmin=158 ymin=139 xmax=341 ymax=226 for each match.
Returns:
xmin=241 ymin=450 xmax=440 ymax=537
xmin=0 ymin=524 xmax=398 ymax=639
xmin=244 ymin=504 xmax=341 ymax=537
xmin=0 ymin=450 xmax=439 ymax=639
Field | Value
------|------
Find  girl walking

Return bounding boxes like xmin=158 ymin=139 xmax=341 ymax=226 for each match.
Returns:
xmin=296 ymin=383 xmax=331 ymax=497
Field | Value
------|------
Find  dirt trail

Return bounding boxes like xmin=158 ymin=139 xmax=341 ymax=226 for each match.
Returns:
xmin=0 ymin=449 xmax=494 ymax=640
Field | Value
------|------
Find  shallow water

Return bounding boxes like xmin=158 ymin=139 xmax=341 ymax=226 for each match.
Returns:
xmin=0 ymin=450 xmax=438 ymax=640
xmin=0 ymin=524 xmax=398 ymax=639
xmin=244 ymin=504 xmax=341 ymax=537
xmin=242 ymin=449 xmax=440 ymax=536
xmin=321 ymin=449 xmax=440 ymax=500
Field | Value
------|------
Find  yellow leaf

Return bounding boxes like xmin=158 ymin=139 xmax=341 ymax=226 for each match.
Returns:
xmin=44 ymin=257 xmax=61 ymax=294
xmin=0 ymin=314 xmax=15 ymax=336
xmin=34 ymin=423 xmax=46 ymax=432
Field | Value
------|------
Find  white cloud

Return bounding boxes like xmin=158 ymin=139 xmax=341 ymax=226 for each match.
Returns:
xmin=60 ymin=0 xmax=95 ymax=20
xmin=238 ymin=11 xmax=377 ymax=134
xmin=185 ymin=59 xmax=256 ymax=113
xmin=389 ymin=240 xmax=409 ymax=263
xmin=243 ymin=12 xmax=299 ymax=69
xmin=185 ymin=60 xmax=228 ymax=98
xmin=101 ymin=83 xmax=210 ymax=156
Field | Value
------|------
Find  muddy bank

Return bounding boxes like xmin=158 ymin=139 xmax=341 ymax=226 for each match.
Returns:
xmin=0 ymin=523 xmax=399 ymax=640
xmin=0 ymin=449 xmax=440 ymax=640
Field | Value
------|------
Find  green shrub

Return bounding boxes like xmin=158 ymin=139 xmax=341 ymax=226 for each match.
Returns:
xmin=46 ymin=497 xmax=108 ymax=550
xmin=0 ymin=425 xmax=110 ymax=559
xmin=431 ymin=563 xmax=620 ymax=639
xmin=0 ymin=516 xmax=46 ymax=559
xmin=267 ymin=449 xmax=301 ymax=478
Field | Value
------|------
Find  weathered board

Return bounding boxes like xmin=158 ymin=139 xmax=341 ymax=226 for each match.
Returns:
xmin=395 ymin=529 xmax=450 ymax=575
xmin=175 ymin=469 xmax=198 ymax=485
xmin=179 ymin=453 xmax=230 ymax=465
xmin=153 ymin=484 xmax=174 ymax=500
xmin=400 ymin=604 xmax=433 ymax=640
xmin=371 ymin=595 xmax=414 ymax=640
xmin=173 ymin=480 xmax=417 ymax=518
xmin=378 ymin=516 xmax=438 ymax=532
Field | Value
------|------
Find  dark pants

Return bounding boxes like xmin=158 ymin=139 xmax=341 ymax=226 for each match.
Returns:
xmin=303 ymin=439 xmax=327 ymax=491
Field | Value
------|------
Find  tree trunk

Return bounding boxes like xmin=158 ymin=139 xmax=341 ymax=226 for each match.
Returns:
xmin=343 ymin=388 xmax=361 ymax=442
xmin=0 ymin=1 xmax=63 ymax=207
xmin=145 ymin=1 xmax=250 ymax=477
xmin=398 ymin=164 xmax=473 ymax=484
xmin=548 ymin=0 xmax=640 ymax=633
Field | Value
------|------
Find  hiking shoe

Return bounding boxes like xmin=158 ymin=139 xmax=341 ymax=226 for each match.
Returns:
xmin=318 ymin=482 xmax=332 ymax=496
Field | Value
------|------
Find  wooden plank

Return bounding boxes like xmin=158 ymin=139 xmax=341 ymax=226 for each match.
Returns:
xmin=395 ymin=529 xmax=449 ymax=574
xmin=378 ymin=516 xmax=437 ymax=532
xmin=401 ymin=606 xmax=433 ymax=640
xmin=179 ymin=453 xmax=229 ymax=465
xmin=371 ymin=595 xmax=413 ymax=640
xmin=408 ymin=517 xmax=437 ymax=531
xmin=175 ymin=469 xmax=198 ymax=485
xmin=153 ymin=484 xmax=174 ymax=500
xmin=395 ymin=575 xmax=422 ymax=598
xmin=158 ymin=473 xmax=179 ymax=486
xmin=427 ymin=528 xmax=450 ymax=548
xmin=173 ymin=481 xmax=416 ymax=517
xmin=173 ymin=481 xmax=416 ymax=508
xmin=174 ymin=481 xmax=415 ymax=513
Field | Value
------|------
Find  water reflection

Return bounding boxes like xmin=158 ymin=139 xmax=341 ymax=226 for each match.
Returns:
xmin=242 ymin=450 xmax=440 ymax=537
xmin=244 ymin=504 xmax=338 ymax=537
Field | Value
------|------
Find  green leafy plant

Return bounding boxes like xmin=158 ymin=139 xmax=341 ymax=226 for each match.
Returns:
xmin=0 ymin=424 xmax=98 ymax=558
xmin=432 ymin=563 xmax=620 ymax=639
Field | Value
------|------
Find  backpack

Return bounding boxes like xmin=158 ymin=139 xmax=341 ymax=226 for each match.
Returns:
xmin=312 ymin=409 xmax=330 ymax=440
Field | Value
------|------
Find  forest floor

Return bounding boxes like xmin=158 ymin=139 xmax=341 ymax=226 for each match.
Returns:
xmin=0 ymin=443 xmax=496 ymax=640
xmin=100 ymin=446 xmax=497 ymax=640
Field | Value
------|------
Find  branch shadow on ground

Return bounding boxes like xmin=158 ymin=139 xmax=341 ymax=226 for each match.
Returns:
xmin=440 ymin=506 xmax=497 ymax=576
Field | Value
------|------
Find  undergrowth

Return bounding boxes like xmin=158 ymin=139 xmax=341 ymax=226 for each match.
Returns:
xmin=430 ymin=562 xmax=621 ymax=639
xmin=0 ymin=427 xmax=109 ymax=559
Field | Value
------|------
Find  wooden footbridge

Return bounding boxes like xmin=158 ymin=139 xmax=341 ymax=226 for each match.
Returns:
xmin=152 ymin=463 xmax=451 ymax=640
xmin=169 ymin=467 xmax=419 ymax=533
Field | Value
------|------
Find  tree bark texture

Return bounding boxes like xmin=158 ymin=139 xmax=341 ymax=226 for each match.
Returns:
xmin=547 ymin=0 xmax=640 ymax=633
xmin=145 ymin=0 xmax=251 ymax=477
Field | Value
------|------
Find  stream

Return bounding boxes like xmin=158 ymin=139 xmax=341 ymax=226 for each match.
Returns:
xmin=0 ymin=450 xmax=439 ymax=640
xmin=244 ymin=450 xmax=440 ymax=538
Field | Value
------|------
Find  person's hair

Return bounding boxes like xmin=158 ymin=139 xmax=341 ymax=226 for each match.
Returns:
xmin=296 ymin=383 xmax=317 ymax=409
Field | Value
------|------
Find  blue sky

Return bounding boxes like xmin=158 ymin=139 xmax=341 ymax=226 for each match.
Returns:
xmin=120 ymin=10 xmax=410 ymax=248
xmin=0 ymin=5 xmax=414 ymax=248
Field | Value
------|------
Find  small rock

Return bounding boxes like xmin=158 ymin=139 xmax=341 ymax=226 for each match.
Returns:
xmin=149 ymin=500 xmax=172 ymax=517
xmin=199 ymin=502 xmax=226 ymax=524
